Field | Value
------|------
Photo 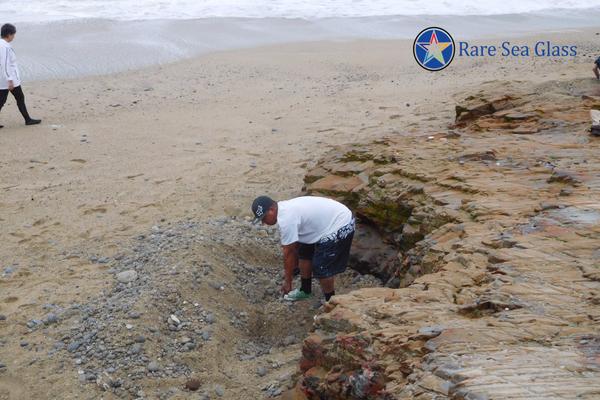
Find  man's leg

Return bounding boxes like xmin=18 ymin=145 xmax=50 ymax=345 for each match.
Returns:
xmin=319 ymin=277 xmax=335 ymax=301
xmin=317 ymin=231 xmax=354 ymax=302
xmin=299 ymin=258 xmax=313 ymax=294
xmin=283 ymin=244 xmax=314 ymax=300
xmin=0 ymin=89 xmax=8 ymax=128
xmin=11 ymin=86 xmax=40 ymax=125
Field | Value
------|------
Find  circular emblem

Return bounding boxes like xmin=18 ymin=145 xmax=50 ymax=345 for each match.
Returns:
xmin=413 ymin=27 xmax=455 ymax=71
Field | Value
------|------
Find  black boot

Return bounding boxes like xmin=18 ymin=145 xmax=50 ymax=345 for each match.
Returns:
xmin=25 ymin=118 xmax=41 ymax=125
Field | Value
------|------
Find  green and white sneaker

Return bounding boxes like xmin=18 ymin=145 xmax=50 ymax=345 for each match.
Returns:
xmin=284 ymin=289 xmax=312 ymax=302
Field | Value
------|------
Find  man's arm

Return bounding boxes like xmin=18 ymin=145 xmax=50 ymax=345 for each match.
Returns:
xmin=0 ymin=48 xmax=9 ymax=85
xmin=281 ymin=243 xmax=298 ymax=294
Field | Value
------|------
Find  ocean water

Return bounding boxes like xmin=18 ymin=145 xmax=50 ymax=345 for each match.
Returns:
xmin=2 ymin=0 xmax=600 ymax=22
xmin=4 ymin=1 xmax=600 ymax=80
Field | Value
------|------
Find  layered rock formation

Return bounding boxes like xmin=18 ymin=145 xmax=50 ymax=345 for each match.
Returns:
xmin=289 ymin=80 xmax=600 ymax=399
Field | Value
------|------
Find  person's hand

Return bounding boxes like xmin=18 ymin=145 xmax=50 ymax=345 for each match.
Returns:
xmin=281 ymin=280 xmax=292 ymax=295
xmin=8 ymin=81 xmax=14 ymax=91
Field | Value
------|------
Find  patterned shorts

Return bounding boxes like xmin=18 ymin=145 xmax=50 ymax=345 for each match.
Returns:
xmin=298 ymin=220 xmax=355 ymax=279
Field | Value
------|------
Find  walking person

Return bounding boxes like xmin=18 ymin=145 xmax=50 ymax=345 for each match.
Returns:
xmin=0 ymin=23 xmax=41 ymax=129
xmin=251 ymin=195 xmax=355 ymax=302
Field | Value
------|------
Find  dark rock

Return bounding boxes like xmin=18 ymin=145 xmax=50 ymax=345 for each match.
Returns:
xmin=185 ymin=378 xmax=202 ymax=391
xmin=67 ymin=341 xmax=82 ymax=352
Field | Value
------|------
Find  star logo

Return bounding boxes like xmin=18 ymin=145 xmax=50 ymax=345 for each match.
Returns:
xmin=413 ymin=27 xmax=455 ymax=71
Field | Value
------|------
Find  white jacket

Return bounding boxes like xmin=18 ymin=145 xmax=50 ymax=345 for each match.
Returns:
xmin=0 ymin=39 xmax=21 ymax=90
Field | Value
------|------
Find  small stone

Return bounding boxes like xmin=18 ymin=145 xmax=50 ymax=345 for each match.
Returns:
xmin=26 ymin=319 xmax=42 ymax=329
xmin=116 ymin=270 xmax=138 ymax=283
xmin=44 ymin=313 xmax=58 ymax=324
xmin=205 ymin=313 xmax=215 ymax=324
xmin=0 ymin=315 xmax=6 ymax=321
xmin=209 ymin=282 xmax=224 ymax=291
xmin=201 ymin=331 xmax=212 ymax=341
xmin=20 ymin=341 xmax=29 ymax=347
xmin=130 ymin=343 xmax=143 ymax=354
xmin=67 ymin=341 xmax=82 ymax=352
xmin=283 ymin=335 xmax=296 ymax=346
xmin=215 ymin=385 xmax=224 ymax=397
xmin=185 ymin=378 xmax=202 ymax=391
xmin=183 ymin=342 xmax=196 ymax=351
xmin=125 ymin=324 xmax=133 ymax=330
xmin=169 ymin=315 xmax=181 ymax=325
xmin=134 ymin=335 xmax=146 ymax=343
xmin=147 ymin=361 xmax=161 ymax=372
xmin=257 ymin=366 xmax=267 ymax=377
xmin=128 ymin=311 xmax=141 ymax=319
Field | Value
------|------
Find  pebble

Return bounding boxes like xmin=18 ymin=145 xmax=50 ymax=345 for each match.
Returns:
xmin=0 ymin=315 xmax=6 ymax=321
xmin=147 ymin=361 xmax=161 ymax=372
xmin=283 ymin=335 xmax=296 ymax=346
xmin=130 ymin=343 xmax=143 ymax=354
xmin=185 ymin=378 xmax=202 ymax=391
xmin=67 ymin=341 xmax=82 ymax=353
xmin=44 ymin=313 xmax=58 ymax=324
xmin=257 ymin=366 xmax=267 ymax=377
xmin=215 ymin=385 xmax=224 ymax=397
xmin=134 ymin=335 xmax=146 ymax=343
xmin=201 ymin=331 xmax=212 ymax=341
xmin=116 ymin=270 xmax=138 ymax=283
xmin=20 ymin=341 xmax=29 ymax=347
xmin=205 ymin=313 xmax=216 ymax=324
xmin=128 ymin=311 xmax=141 ymax=319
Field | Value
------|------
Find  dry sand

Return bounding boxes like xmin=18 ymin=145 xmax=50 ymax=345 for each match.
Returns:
xmin=0 ymin=29 xmax=599 ymax=398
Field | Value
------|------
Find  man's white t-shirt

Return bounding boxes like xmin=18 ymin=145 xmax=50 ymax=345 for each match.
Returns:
xmin=0 ymin=40 xmax=21 ymax=90
xmin=277 ymin=196 xmax=353 ymax=246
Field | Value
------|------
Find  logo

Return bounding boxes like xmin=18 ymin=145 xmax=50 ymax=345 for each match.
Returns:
xmin=413 ymin=27 xmax=455 ymax=71
xmin=256 ymin=205 xmax=264 ymax=217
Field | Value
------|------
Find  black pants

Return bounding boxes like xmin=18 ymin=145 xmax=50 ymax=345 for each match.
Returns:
xmin=0 ymin=85 xmax=31 ymax=122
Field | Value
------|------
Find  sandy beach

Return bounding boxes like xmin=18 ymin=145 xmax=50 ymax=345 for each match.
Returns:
xmin=1 ymin=24 xmax=599 ymax=399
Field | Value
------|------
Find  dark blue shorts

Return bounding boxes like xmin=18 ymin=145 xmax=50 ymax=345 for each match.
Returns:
xmin=595 ymin=57 xmax=600 ymax=67
xmin=298 ymin=223 xmax=355 ymax=279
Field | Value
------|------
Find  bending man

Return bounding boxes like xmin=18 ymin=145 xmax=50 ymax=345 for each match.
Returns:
xmin=251 ymin=195 xmax=355 ymax=302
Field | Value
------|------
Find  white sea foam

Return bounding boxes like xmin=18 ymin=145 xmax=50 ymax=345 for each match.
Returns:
xmin=1 ymin=0 xmax=600 ymax=23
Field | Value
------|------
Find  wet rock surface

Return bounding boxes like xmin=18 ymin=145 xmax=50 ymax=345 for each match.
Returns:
xmin=293 ymin=80 xmax=600 ymax=399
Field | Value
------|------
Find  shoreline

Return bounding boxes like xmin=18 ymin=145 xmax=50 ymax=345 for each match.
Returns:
xmin=13 ymin=10 xmax=600 ymax=81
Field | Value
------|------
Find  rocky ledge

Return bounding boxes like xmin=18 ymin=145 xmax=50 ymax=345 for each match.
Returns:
xmin=289 ymin=79 xmax=600 ymax=399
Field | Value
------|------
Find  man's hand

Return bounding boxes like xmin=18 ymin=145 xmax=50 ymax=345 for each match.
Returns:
xmin=8 ymin=81 xmax=14 ymax=91
xmin=281 ymin=243 xmax=298 ymax=295
xmin=281 ymin=279 xmax=292 ymax=295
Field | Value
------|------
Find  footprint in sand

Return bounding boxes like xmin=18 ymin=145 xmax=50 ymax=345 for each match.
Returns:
xmin=83 ymin=206 xmax=108 ymax=215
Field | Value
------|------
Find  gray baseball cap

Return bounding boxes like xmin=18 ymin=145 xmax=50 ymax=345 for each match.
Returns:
xmin=251 ymin=195 xmax=275 ymax=224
